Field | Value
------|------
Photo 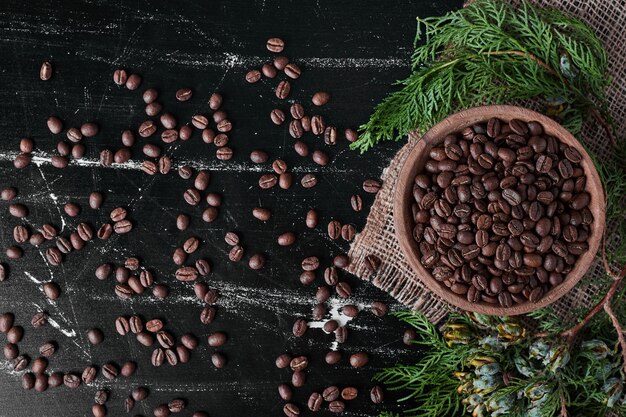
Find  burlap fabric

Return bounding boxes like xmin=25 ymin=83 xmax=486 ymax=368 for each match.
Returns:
xmin=347 ymin=0 xmax=626 ymax=323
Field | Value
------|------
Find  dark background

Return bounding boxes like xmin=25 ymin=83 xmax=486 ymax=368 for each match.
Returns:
xmin=0 ymin=0 xmax=461 ymax=416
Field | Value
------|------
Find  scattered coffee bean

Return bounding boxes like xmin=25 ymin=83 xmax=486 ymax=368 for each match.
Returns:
xmin=292 ymin=318 xmax=307 ymax=337
xmin=276 ymin=80 xmax=291 ymax=99
xmin=370 ymin=385 xmax=384 ymax=403
xmin=266 ymin=37 xmax=285 ymax=52
xmin=278 ymin=231 xmax=296 ymax=246
xmin=87 ymin=328 xmax=104 ymax=345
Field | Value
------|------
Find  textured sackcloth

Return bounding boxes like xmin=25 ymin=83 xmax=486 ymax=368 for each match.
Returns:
xmin=346 ymin=0 xmax=626 ymax=323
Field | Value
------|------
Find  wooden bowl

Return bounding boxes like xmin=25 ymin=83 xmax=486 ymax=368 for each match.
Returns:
xmin=394 ymin=105 xmax=605 ymax=315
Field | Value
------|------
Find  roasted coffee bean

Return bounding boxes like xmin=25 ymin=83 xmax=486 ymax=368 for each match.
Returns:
xmin=13 ymin=153 xmax=31 ymax=168
xmin=311 ymin=115 xmax=325 ymax=135
xmin=364 ymin=254 xmax=381 ymax=273
xmin=276 ymin=80 xmax=291 ymax=99
xmin=250 ymin=149 xmax=269 ymax=164
xmin=301 ymin=256 xmax=320 ymax=271
xmin=206 ymin=193 xmax=222 ymax=207
xmin=301 ymin=115 xmax=311 ymax=131
xmin=336 ymin=281 xmax=352 ymax=298
xmin=42 ymin=282 xmax=60 ymax=300
xmin=316 ymin=286 xmax=331 ymax=303
xmin=295 ymin=141 xmax=309 ymax=156
xmin=253 ymin=207 xmax=272 ymax=221
xmin=341 ymin=224 xmax=356 ymax=241
xmin=301 ymin=173 xmax=317 ymax=188
xmin=370 ymin=301 xmax=388 ymax=317
xmin=328 ymin=220 xmax=341 ymax=240
xmin=266 ymin=37 xmax=285 ymax=52
xmin=287 ymin=103 xmax=304 ymax=120
xmin=6 ymin=245 xmax=23 ymax=260
xmin=261 ymin=63 xmax=277 ymax=78
xmin=216 ymin=146 xmax=233 ymax=161
xmin=341 ymin=387 xmax=358 ymax=400
xmin=208 ymin=331 xmax=227 ymax=347
xmin=292 ymin=318 xmax=307 ymax=337
xmin=300 ymin=271 xmax=316 ymax=285
xmin=312 ymin=91 xmax=330 ymax=106
xmin=245 ymin=69 xmax=261 ymax=83
xmin=175 ymin=266 xmax=198 ymax=282
xmin=63 ymin=373 xmax=81 ymax=389
xmin=291 ymin=371 xmax=306 ymax=388
xmin=308 ymin=392 xmax=323 ymax=411
xmin=151 ymin=348 xmax=165 ymax=367
xmin=283 ymin=403 xmax=300 ymax=417
xmin=333 ymin=254 xmax=350 ymax=268
xmin=202 ymin=207 xmax=219 ymax=223
xmin=279 ymin=173 xmax=293 ymax=189
xmin=200 ymin=306 xmax=216 ymax=325
xmin=370 ymin=386 xmax=384 ymax=404
xmin=229 ymin=245 xmax=244 ymax=262
xmin=87 ymin=328 xmax=104 ymax=345
xmin=211 ymin=352 xmax=227 ymax=368
xmin=278 ymin=231 xmax=296 ymax=246
xmin=271 ymin=109 xmax=285 ymax=125
xmin=324 ymin=126 xmax=338 ymax=145
xmin=306 ymin=209 xmax=318 ymax=228
xmin=284 ymin=63 xmax=301 ymax=79
xmin=311 ymin=303 xmax=327 ymax=320
xmin=363 ymin=179 xmax=382 ymax=193
xmin=275 ymin=353 xmax=292 ymax=368
xmin=259 ymin=174 xmax=278 ymax=189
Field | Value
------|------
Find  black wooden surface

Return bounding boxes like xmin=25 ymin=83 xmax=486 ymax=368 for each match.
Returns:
xmin=0 ymin=1 xmax=462 ymax=416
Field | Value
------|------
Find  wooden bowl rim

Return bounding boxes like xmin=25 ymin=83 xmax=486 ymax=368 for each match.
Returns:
xmin=393 ymin=105 xmax=606 ymax=315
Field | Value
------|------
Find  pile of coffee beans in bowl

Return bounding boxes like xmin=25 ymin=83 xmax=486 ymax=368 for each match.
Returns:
xmin=411 ymin=117 xmax=593 ymax=307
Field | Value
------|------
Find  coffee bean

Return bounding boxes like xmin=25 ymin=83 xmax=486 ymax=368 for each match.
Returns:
xmin=266 ymin=37 xmax=285 ymax=52
xmin=258 ymin=173 xmax=278 ymax=189
xmin=300 ymin=116 xmax=311 ymax=132
xmin=328 ymin=400 xmax=345 ymax=413
xmin=46 ymin=116 xmax=63 ymax=134
xmin=341 ymin=224 xmax=356 ymax=241
xmin=63 ymin=373 xmax=81 ymax=389
xmin=307 ymin=392 xmax=323 ymax=411
xmin=32 ymin=374 xmax=47 ymax=392
xmin=252 ymin=207 xmax=272 ymax=221
xmin=327 ymin=220 xmax=341 ymax=240
xmin=43 ymin=282 xmax=60 ymax=299
xmin=175 ymin=87 xmax=192 ymax=102
xmin=277 ymin=231 xmax=296 ymax=246
xmin=151 ymin=348 xmax=165 ymax=367
xmin=276 ymin=80 xmax=291 ymax=99
xmin=305 ymin=209 xmax=318 ymax=228
xmin=370 ymin=386 xmax=384 ymax=403
xmin=125 ymin=73 xmax=142 ymax=90
xmin=336 ymin=281 xmax=352 ymax=298
xmin=283 ymin=403 xmax=300 ymax=417
xmin=275 ymin=353 xmax=292 ymax=369
xmin=333 ymin=254 xmax=351 ymax=268
xmin=270 ymin=109 xmax=285 ymax=125
xmin=311 ymin=115 xmax=325 ymax=135
xmin=301 ymin=173 xmax=317 ymax=188
xmin=292 ymin=370 xmax=306 ymax=387
xmin=298 ymin=271 xmax=314 ymax=286
xmin=363 ymin=178 xmax=382 ymax=193
xmin=370 ymin=301 xmax=388 ymax=317
xmin=211 ymin=352 xmax=227 ymax=368
xmin=175 ymin=266 xmax=198 ymax=282
xmin=13 ymin=153 xmax=31 ymax=168
xmin=283 ymin=62 xmax=301 ymax=79
xmin=207 ymin=331 xmax=227 ymax=347
xmin=292 ymin=318 xmax=307 ymax=337
xmin=198 ymin=305 xmax=216 ymax=325
xmin=249 ymin=253 xmax=266 ymax=270
xmin=87 ymin=328 xmax=104 ymax=345
xmin=229 ymin=245 xmax=244 ymax=262
xmin=322 ymin=386 xmax=340 ymax=402
xmin=275 ymin=383 xmax=293 ymax=402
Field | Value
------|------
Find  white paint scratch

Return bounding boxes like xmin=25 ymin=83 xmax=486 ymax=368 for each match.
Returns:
xmin=0 ymin=150 xmax=350 ymax=173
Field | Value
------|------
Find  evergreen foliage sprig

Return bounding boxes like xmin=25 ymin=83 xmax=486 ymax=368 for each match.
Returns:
xmin=351 ymin=0 xmax=611 ymax=153
xmin=378 ymin=311 xmax=626 ymax=417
